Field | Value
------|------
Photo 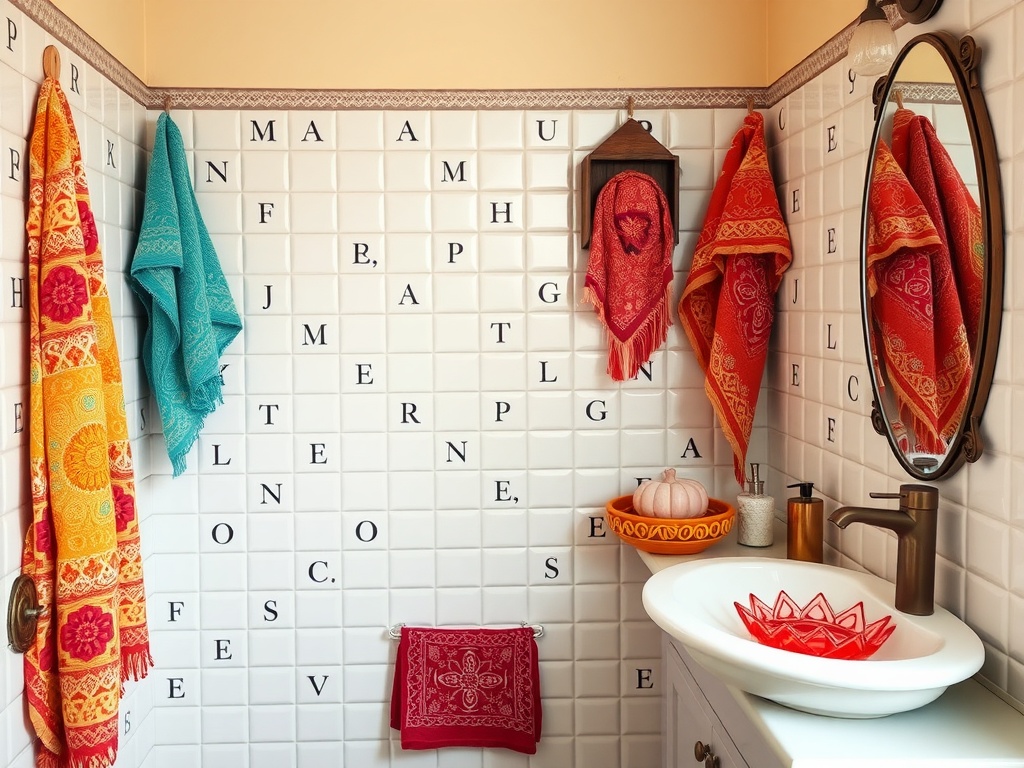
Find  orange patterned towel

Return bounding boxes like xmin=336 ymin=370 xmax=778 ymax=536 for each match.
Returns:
xmin=23 ymin=76 xmax=151 ymax=768
xmin=678 ymin=112 xmax=792 ymax=487
xmin=583 ymin=170 xmax=675 ymax=381
xmin=866 ymin=138 xmax=969 ymax=453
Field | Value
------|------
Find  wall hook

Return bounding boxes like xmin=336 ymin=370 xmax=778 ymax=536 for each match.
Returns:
xmin=163 ymin=94 xmax=172 ymax=113
xmin=747 ymin=94 xmax=755 ymax=115
xmin=42 ymin=44 xmax=60 ymax=80
xmin=7 ymin=575 xmax=46 ymax=653
xmin=626 ymin=96 xmax=635 ymax=120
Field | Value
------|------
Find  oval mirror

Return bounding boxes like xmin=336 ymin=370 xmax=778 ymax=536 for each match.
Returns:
xmin=860 ymin=32 xmax=1003 ymax=480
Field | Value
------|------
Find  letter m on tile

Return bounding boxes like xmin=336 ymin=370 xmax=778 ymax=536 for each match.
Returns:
xmin=251 ymin=120 xmax=277 ymax=143
xmin=302 ymin=323 xmax=327 ymax=346
xmin=441 ymin=161 xmax=466 ymax=183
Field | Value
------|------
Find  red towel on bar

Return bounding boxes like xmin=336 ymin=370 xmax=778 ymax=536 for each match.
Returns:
xmin=583 ymin=170 xmax=674 ymax=381
xmin=390 ymin=627 xmax=541 ymax=754
xmin=866 ymin=138 xmax=969 ymax=453
xmin=890 ymin=108 xmax=983 ymax=352
xmin=678 ymin=112 xmax=792 ymax=487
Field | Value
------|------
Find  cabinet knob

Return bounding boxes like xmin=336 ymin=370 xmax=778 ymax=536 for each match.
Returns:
xmin=693 ymin=741 xmax=719 ymax=768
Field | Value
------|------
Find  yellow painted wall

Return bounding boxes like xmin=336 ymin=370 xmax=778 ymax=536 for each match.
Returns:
xmin=141 ymin=0 xmax=766 ymax=89
xmin=52 ymin=0 xmax=866 ymax=89
xmin=894 ymin=42 xmax=955 ymax=83
xmin=765 ymin=0 xmax=863 ymax=83
xmin=51 ymin=0 xmax=146 ymax=79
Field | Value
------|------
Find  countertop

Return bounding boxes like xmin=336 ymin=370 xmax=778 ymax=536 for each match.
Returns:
xmin=742 ymin=678 xmax=1024 ymax=766
xmin=638 ymin=520 xmax=1024 ymax=766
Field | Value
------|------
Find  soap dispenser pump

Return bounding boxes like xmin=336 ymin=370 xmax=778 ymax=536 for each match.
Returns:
xmin=786 ymin=481 xmax=823 ymax=563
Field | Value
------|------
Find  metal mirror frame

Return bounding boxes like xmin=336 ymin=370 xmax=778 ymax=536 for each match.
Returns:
xmin=860 ymin=31 xmax=1004 ymax=480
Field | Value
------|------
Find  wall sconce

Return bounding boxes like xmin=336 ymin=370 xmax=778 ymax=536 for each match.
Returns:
xmin=848 ymin=0 xmax=944 ymax=77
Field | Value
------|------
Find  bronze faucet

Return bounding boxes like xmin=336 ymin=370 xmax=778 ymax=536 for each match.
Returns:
xmin=829 ymin=484 xmax=938 ymax=616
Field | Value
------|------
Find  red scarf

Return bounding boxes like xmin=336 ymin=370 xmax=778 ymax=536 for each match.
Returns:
xmin=583 ymin=170 xmax=674 ymax=381
xmin=678 ymin=112 xmax=792 ymax=487
xmin=866 ymin=138 xmax=970 ymax=453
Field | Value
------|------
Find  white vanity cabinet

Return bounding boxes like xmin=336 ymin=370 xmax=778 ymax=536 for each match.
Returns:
xmin=664 ymin=637 xmax=747 ymax=768
xmin=663 ymin=636 xmax=781 ymax=768
xmin=645 ymin=542 xmax=1024 ymax=768
xmin=661 ymin=631 xmax=1024 ymax=768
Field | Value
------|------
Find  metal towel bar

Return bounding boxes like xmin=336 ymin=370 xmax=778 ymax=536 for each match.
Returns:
xmin=388 ymin=622 xmax=544 ymax=640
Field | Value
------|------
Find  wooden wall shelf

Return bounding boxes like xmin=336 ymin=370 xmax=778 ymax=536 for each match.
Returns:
xmin=580 ymin=118 xmax=680 ymax=248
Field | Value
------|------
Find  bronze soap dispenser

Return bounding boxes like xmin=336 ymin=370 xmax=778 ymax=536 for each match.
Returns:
xmin=786 ymin=482 xmax=823 ymax=563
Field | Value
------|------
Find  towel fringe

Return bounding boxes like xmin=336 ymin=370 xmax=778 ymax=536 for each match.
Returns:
xmin=585 ymin=283 xmax=671 ymax=382
xmin=121 ymin=650 xmax=154 ymax=683
xmin=66 ymin=746 xmax=117 ymax=768
xmin=170 ymin=452 xmax=189 ymax=478
xmin=36 ymin=748 xmax=60 ymax=768
xmin=37 ymin=744 xmax=118 ymax=768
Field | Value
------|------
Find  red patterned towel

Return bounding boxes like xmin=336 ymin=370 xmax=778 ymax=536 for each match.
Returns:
xmin=390 ymin=627 xmax=541 ymax=754
xmin=678 ymin=112 xmax=792 ymax=487
xmin=583 ymin=170 xmax=674 ymax=381
xmin=866 ymin=138 xmax=969 ymax=453
xmin=890 ymin=107 xmax=983 ymax=352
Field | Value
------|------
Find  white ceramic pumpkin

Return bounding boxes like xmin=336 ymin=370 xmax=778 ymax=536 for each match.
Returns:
xmin=632 ymin=469 xmax=709 ymax=519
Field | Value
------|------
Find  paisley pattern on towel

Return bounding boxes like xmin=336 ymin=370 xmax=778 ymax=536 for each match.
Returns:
xmin=678 ymin=111 xmax=792 ymax=487
xmin=866 ymin=137 xmax=969 ymax=453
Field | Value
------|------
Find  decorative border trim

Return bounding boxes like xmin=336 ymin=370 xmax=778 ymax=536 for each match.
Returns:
xmin=767 ymin=20 xmax=858 ymax=106
xmin=12 ymin=0 xmax=150 ymax=103
xmin=16 ymin=0 xmax=899 ymax=111
xmin=886 ymin=82 xmax=961 ymax=104
xmin=147 ymin=86 xmax=769 ymax=112
xmin=766 ymin=6 xmax=905 ymax=106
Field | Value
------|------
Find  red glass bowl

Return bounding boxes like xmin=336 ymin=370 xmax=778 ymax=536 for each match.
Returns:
xmin=734 ymin=590 xmax=896 ymax=660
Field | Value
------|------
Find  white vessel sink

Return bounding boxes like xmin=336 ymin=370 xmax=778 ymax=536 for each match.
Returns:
xmin=643 ymin=557 xmax=984 ymax=718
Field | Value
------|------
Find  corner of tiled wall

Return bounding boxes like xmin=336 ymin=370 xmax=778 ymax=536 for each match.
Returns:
xmin=769 ymin=0 xmax=1024 ymax=713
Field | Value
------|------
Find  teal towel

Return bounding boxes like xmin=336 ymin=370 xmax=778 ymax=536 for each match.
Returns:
xmin=131 ymin=112 xmax=242 ymax=476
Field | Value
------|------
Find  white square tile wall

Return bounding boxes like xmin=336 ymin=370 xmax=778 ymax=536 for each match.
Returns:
xmin=0 ymin=6 xmax=156 ymax=768
xmin=141 ymin=102 xmax=745 ymax=768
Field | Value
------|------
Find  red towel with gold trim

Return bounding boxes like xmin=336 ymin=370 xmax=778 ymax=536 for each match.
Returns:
xmin=891 ymin=107 xmax=983 ymax=352
xmin=678 ymin=112 xmax=792 ymax=487
xmin=866 ymin=138 xmax=970 ymax=453
xmin=583 ymin=170 xmax=675 ymax=381
xmin=23 ymin=75 xmax=151 ymax=768
xmin=390 ymin=627 xmax=541 ymax=754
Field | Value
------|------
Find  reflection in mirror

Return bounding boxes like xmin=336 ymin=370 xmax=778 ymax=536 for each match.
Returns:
xmin=861 ymin=33 xmax=1003 ymax=480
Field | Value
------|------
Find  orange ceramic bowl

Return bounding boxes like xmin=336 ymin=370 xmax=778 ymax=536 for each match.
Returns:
xmin=605 ymin=495 xmax=736 ymax=555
